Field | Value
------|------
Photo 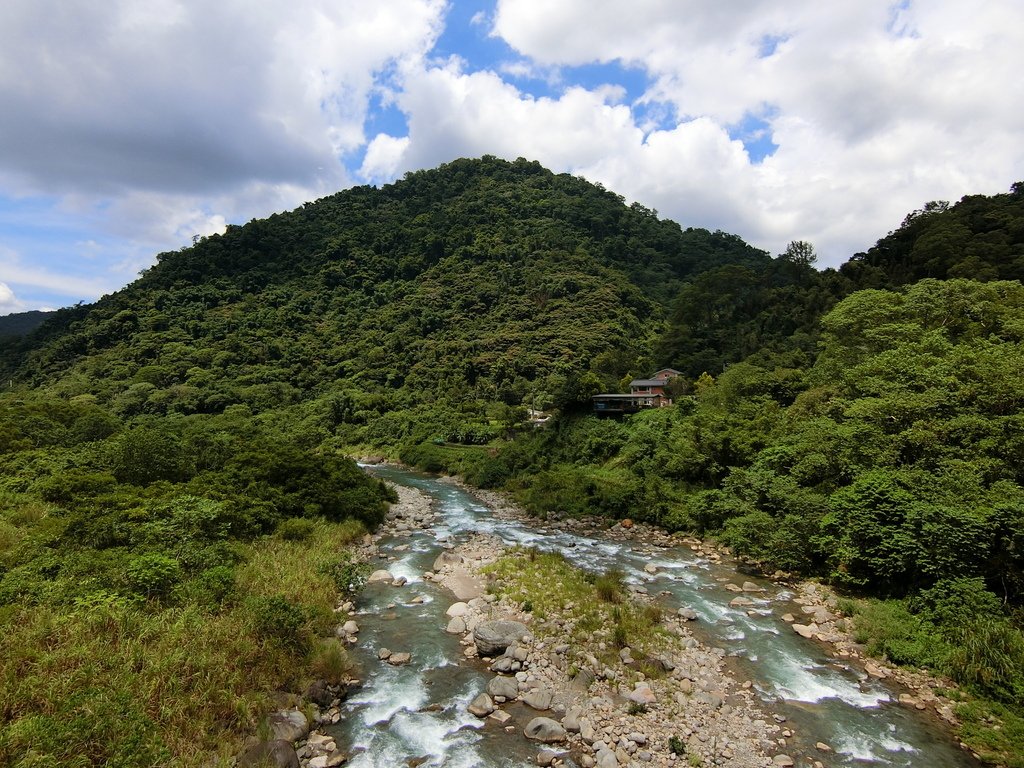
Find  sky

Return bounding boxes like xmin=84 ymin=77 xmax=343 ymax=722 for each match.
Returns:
xmin=1 ymin=0 xmax=1022 ymax=315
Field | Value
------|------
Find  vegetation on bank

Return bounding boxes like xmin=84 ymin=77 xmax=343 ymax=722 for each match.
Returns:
xmin=0 ymin=397 xmax=386 ymax=766
xmin=1 ymin=159 xmax=1023 ymax=763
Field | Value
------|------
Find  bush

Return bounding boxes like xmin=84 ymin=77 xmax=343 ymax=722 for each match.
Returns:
xmin=310 ymin=638 xmax=353 ymax=684
xmin=593 ymin=569 xmax=625 ymax=603
xmin=948 ymin=619 xmax=1024 ymax=704
xmin=276 ymin=517 xmax=316 ymax=541
xmin=246 ymin=595 xmax=308 ymax=649
xmin=125 ymin=553 xmax=182 ymax=598
xmin=320 ymin=554 xmax=369 ymax=597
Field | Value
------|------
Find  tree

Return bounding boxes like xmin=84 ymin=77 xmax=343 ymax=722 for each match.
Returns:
xmin=780 ymin=240 xmax=817 ymax=267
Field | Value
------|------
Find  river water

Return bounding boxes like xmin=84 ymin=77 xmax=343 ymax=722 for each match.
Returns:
xmin=330 ymin=465 xmax=977 ymax=768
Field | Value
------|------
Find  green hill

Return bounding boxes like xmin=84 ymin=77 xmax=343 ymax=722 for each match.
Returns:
xmin=0 ymin=309 xmax=55 ymax=337
xmin=5 ymin=156 xmax=774 ymax=444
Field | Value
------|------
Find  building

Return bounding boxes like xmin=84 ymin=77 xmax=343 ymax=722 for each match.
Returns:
xmin=592 ymin=368 xmax=682 ymax=415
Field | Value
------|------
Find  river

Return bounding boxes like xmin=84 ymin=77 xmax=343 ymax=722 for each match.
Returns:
xmin=328 ymin=465 xmax=977 ymax=767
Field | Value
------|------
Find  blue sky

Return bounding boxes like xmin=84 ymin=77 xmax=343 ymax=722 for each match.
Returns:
xmin=1 ymin=0 xmax=1022 ymax=314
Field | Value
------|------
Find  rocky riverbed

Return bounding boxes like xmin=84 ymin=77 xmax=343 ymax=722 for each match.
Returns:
xmin=238 ymin=468 xmax=978 ymax=768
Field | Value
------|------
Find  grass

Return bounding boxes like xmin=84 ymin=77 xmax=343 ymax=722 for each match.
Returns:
xmin=484 ymin=548 xmax=669 ymax=673
xmin=842 ymin=595 xmax=1024 ymax=766
xmin=0 ymin=518 xmax=367 ymax=767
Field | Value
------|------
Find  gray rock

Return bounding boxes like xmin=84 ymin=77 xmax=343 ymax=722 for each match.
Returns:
xmin=536 ymin=749 xmax=559 ymax=766
xmin=445 ymin=601 xmax=470 ymax=617
xmin=367 ymin=569 xmax=394 ymax=583
xmin=474 ymin=620 xmax=529 ymax=656
xmin=523 ymin=688 xmax=553 ymax=710
xmin=386 ymin=652 xmax=411 ymax=665
xmin=433 ymin=551 xmax=463 ymax=571
xmin=561 ymin=706 xmax=582 ymax=733
xmin=445 ymin=617 xmax=467 ymax=634
xmin=266 ymin=710 xmax=309 ymax=742
xmin=569 ymin=667 xmax=595 ymax=691
xmin=487 ymin=675 xmax=520 ymax=700
xmin=238 ymin=740 xmax=299 ymax=768
xmin=595 ymin=747 xmax=619 ymax=767
xmin=677 ymin=607 xmax=698 ymax=621
xmin=305 ymin=680 xmax=333 ymax=708
xmin=490 ymin=656 xmax=514 ymax=673
xmin=468 ymin=693 xmax=494 ymax=717
xmin=626 ymin=685 xmax=656 ymax=706
xmin=524 ymin=717 xmax=567 ymax=743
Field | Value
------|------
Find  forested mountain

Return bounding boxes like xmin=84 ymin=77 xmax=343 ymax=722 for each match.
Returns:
xmin=3 ymin=156 xmax=780 ymax=444
xmin=3 ymin=158 xmax=1024 ymax=765
xmin=0 ymin=309 xmax=54 ymax=337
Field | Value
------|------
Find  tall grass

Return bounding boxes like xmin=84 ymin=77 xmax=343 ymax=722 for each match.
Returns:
xmin=0 ymin=518 xmax=366 ymax=767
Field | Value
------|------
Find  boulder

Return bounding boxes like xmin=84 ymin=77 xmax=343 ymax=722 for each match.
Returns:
xmin=627 ymin=685 xmax=656 ymax=706
xmin=467 ymin=693 xmax=494 ymax=718
xmin=773 ymin=756 xmax=795 ymax=767
xmin=342 ymin=620 xmax=359 ymax=635
xmin=489 ymin=656 xmax=514 ymax=673
xmin=474 ymin=620 xmax=529 ymax=656
xmin=524 ymin=717 xmax=567 ymax=743
xmin=792 ymin=623 xmax=817 ymax=639
xmin=677 ymin=607 xmax=698 ymax=621
xmin=386 ymin=652 xmax=411 ymax=665
xmin=367 ymin=569 xmax=394 ymax=583
xmin=433 ymin=551 xmax=463 ymax=571
xmin=445 ymin=602 xmax=470 ymax=618
xmin=522 ymin=688 xmax=553 ymax=710
xmin=487 ymin=675 xmax=520 ymax=700
xmin=305 ymin=680 xmax=333 ymax=708
xmin=238 ymin=740 xmax=300 ymax=768
xmin=445 ymin=616 xmax=467 ymax=635
xmin=265 ymin=710 xmax=309 ymax=742
xmin=741 ymin=581 xmax=763 ymax=592
xmin=595 ymin=747 xmax=619 ymax=767
xmin=561 ymin=706 xmax=582 ymax=733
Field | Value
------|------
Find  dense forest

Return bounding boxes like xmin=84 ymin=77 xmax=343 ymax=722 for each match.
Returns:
xmin=2 ymin=157 xmax=1024 ymax=765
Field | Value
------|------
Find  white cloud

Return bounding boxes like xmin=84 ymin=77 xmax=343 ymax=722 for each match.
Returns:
xmin=0 ymin=246 xmax=118 ymax=302
xmin=0 ymin=0 xmax=447 ymax=303
xmin=360 ymin=134 xmax=412 ymax=183
xmin=438 ymin=0 xmax=1024 ymax=262
xmin=0 ymin=281 xmax=25 ymax=315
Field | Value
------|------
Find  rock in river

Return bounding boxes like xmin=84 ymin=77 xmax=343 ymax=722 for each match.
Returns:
xmin=524 ymin=717 xmax=567 ymax=743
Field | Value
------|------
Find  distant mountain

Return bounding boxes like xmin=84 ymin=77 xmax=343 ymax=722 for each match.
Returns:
xmin=0 ymin=309 xmax=55 ymax=337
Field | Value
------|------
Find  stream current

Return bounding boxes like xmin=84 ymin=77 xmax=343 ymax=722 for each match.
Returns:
xmin=330 ymin=465 xmax=977 ymax=767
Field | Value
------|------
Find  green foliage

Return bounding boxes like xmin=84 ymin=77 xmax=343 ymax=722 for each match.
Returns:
xmin=124 ymin=553 xmax=183 ymax=598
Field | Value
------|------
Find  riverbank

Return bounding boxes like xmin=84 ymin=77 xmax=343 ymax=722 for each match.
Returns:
xmin=359 ymin=474 xmax=792 ymax=767
xmin=435 ymin=473 xmax=984 ymax=765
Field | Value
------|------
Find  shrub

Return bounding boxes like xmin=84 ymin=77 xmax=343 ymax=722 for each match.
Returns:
xmin=948 ymin=619 xmax=1024 ymax=704
xmin=246 ymin=595 xmax=308 ymax=649
xmin=320 ymin=555 xmax=369 ymax=597
xmin=594 ymin=569 xmax=625 ymax=603
xmin=276 ymin=517 xmax=316 ymax=541
xmin=125 ymin=553 xmax=182 ymax=598
xmin=310 ymin=638 xmax=353 ymax=684
xmin=669 ymin=736 xmax=687 ymax=755
xmin=627 ymin=702 xmax=647 ymax=715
